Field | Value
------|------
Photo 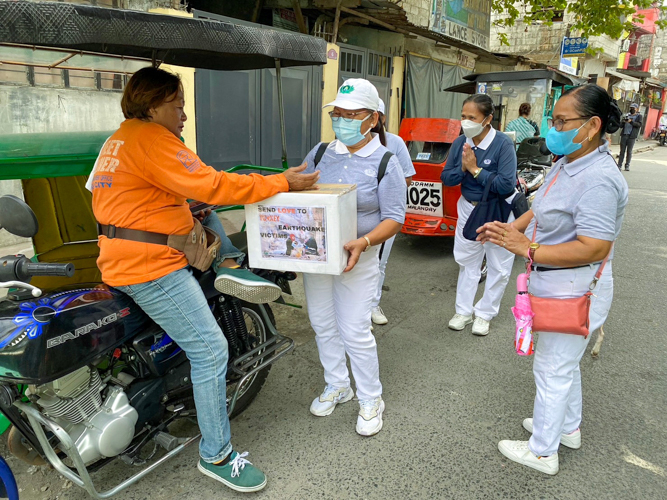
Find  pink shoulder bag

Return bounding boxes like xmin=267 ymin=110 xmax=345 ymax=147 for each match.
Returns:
xmin=527 ymin=168 xmax=611 ymax=338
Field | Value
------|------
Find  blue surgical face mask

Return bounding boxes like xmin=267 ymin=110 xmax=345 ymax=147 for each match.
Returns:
xmin=332 ymin=114 xmax=371 ymax=146
xmin=545 ymin=118 xmax=591 ymax=156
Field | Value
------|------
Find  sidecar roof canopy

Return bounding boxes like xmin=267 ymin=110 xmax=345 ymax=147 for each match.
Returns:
xmin=0 ymin=1 xmax=327 ymax=71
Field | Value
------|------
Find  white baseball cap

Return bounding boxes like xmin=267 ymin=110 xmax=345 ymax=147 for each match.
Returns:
xmin=324 ymin=78 xmax=380 ymax=111
xmin=378 ymin=99 xmax=385 ymax=114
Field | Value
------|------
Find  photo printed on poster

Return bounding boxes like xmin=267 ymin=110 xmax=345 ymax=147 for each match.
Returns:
xmin=258 ymin=205 xmax=327 ymax=262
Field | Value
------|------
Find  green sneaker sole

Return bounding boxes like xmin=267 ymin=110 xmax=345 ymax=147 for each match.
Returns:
xmin=214 ymin=275 xmax=281 ymax=304
xmin=197 ymin=461 xmax=267 ymax=493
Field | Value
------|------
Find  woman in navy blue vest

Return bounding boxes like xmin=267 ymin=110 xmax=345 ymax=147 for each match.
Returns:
xmin=441 ymin=94 xmax=518 ymax=336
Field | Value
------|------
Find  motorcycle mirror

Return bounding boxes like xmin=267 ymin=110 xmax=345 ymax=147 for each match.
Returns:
xmin=0 ymin=195 xmax=39 ymax=238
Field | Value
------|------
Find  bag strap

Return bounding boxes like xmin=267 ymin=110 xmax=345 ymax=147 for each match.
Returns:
xmin=314 ymin=142 xmax=329 ymax=167
xmin=378 ymin=151 xmax=394 ymax=183
xmin=480 ymin=173 xmax=497 ymax=202
xmin=527 ymin=166 xmax=612 ymax=287
xmin=589 ymin=244 xmax=613 ymax=290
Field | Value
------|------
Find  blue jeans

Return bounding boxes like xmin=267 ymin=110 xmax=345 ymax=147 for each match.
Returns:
xmin=202 ymin=212 xmax=244 ymax=266
xmin=117 ymin=268 xmax=233 ymax=463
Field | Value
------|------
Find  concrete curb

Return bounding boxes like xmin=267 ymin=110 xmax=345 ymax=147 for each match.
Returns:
xmin=612 ymin=145 xmax=655 ymax=161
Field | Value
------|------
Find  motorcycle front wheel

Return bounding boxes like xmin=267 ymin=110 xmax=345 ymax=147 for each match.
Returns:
xmin=224 ymin=302 xmax=276 ymax=419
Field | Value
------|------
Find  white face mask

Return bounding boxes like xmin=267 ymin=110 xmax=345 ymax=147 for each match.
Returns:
xmin=461 ymin=117 xmax=489 ymax=139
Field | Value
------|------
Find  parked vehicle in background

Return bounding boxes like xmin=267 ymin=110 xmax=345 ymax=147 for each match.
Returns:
xmin=658 ymin=126 xmax=667 ymax=146
xmin=515 ymin=137 xmax=552 ymax=204
xmin=399 ymin=118 xmax=462 ymax=237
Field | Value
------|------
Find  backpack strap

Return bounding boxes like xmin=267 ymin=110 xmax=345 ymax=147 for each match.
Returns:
xmin=315 ymin=144 xmax=392 ymax=183
xmin=314 ymin=142 xmax=329 ymax=167
xmin=378 ymin=151 xmax=394 ymax=183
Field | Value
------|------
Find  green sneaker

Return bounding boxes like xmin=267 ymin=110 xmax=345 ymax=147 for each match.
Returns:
xmin=214 ymin=267 xmax=281 ymax=304
xmin=197 ymin=451 xmax=267 ymax=492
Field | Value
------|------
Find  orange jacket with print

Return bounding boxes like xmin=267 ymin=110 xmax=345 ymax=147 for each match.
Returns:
xmin=91 ymin=119 xmax=289 ymax=287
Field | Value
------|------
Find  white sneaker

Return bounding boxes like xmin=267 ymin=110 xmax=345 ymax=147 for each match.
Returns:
xmin=498 ymin=440 xmax=559 ymax=475
xmin=309 ymin=385 xmax=354 ymax=417
xmin=523 ymin=418 xmax=582 ymax=449
xmin=371 ymin=306 xmax=388 ymax=325
xmin=448 ymin=313 xmax=473 ymax=331
xmin=472 ymin=317 xmax=490 ymax=336
xmin=356 ymin=397 xmax=385 ymax=436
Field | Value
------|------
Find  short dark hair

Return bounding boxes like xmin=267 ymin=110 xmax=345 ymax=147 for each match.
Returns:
xmin=562 ymin=84 xmax=622 ymax=135
xmin=463 ymin=94 xmax=494 ymax=116
xmin=519 ymin=103 xmax=532 ymax=116
xmin=121 ymin=67 xmax=182 ymax=120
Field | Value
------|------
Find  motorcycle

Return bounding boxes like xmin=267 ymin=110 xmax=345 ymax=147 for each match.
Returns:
xmin=516 ymin=137 xmax=552 ymax=205
xmin=658 ymin=126 xmax=667 ymax=146
xmin=0 ymin=194 xmax=295 ymax=497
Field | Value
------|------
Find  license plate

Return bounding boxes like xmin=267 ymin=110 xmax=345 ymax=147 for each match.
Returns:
xmin=406 ymin=181 xmax=443 ymax=218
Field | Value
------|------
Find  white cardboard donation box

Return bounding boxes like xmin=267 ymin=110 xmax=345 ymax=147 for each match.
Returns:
xmin=245 ymin=184 xmax=357 ymax=275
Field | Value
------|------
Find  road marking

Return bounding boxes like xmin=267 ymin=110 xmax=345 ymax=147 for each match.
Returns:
xmin=622 ymin=446 xmax=665 ymax=476
xmin=636 ymin=159 xmax=667 ymax=166
xmin=628 ymin=188 xmax=667 ymax=200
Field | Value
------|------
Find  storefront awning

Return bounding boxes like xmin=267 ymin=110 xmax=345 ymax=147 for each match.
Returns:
xmin=442 ymin=69 xmax=584 ymax=93
xmin=606 ymin=69 xmax=641 ymax=92
xmin=0 ymin=1 xmax=327 ymax=71
xmin=645 ymin=77 xmax=667 ymax=88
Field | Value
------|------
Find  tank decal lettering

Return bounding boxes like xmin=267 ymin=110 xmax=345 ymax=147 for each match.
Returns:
xmin=46 ymin=307 xmax=130 ymax=349
xmin=3 ymin=289 xmax=113 ymax=349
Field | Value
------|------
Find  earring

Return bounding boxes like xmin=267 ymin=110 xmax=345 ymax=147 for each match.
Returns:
xmin=588 ymin=136 xmax=593 ymax=142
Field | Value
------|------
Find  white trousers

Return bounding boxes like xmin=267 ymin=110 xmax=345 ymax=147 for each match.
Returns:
xmin=528 ymin=263 xmax=614 ymax=457
xmin=371 ymin=235 xmax=396 ymax=308
xmin=453 ymin=196 xmax=516 ymax=321
xmin=303 ymin=250 xmax=382 ymax=400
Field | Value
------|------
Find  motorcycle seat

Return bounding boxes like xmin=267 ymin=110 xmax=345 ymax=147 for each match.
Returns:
xmin=194 ymin=269 xmax=219 ymax=300
xmin=227 ymin=231 xmax=248 ymax=255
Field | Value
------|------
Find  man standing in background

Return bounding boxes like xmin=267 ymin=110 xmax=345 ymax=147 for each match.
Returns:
xmin=618 ymin=103 xmax=642 ymax=171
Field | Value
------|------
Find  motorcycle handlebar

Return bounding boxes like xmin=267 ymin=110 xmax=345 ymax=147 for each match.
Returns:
xmin=25 ymin=262 xmax=75 ymax=278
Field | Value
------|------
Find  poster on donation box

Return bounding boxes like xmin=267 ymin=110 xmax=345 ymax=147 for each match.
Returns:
xmin=245 ymin=185 xmax=357 ymax=275
xmin=258 ymin=206 xmax=327 ymax=263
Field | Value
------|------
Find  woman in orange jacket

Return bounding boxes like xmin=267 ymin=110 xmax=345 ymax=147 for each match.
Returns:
xmin=91 ymin=67 xmax=318 ymax=492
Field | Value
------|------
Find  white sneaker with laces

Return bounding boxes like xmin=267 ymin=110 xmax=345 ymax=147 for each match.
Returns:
xmin=472 ymin=317 xmax=490 ymax=336
xmin=371 ymin=306 xmax=388 ymax=325
xmin=448 ymin=313 xmax=473 ymax=331
xmin=309 ymin=385 xmax=354 ymax=417
xmin=522 ymin=418 xmax=581 ymax=449
xmin=498 ymin=440 xmax=559 ymax=475
xmin=356 ymin=397 xmax=385 ymax=436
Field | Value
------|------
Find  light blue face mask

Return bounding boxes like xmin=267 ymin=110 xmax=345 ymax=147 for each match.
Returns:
xmin=546 ymin=118 xmax=591 ymax=156
xmin=332 ymin=114 xmax=371 ymax=146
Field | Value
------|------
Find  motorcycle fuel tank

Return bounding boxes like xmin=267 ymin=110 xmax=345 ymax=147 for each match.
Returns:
xmin=0 ymin=285 xmax=150 ymax=384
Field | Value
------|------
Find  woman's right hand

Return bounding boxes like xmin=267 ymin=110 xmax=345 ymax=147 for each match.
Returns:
xmin=343 ymin=238 xmax=367 ymax=272
xmin=283 ymin=163 xmax=320 ymax=191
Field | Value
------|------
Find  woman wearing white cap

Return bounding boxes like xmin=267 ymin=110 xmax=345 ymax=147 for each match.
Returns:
xmin=370 ymin=99 xmax=415 ymax=325
xmin=301 ymin=79 xmax=407 ymax=436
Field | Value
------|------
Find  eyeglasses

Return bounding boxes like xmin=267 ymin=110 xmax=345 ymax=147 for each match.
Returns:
xmin=328 ymin=110 xmax=372 ymax=122
xmin=552 ymin=116 xmax=592 ymax=131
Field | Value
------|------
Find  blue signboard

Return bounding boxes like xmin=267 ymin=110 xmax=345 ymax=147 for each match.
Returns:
xmin=562 ymin=37 xmax=588 ymax=57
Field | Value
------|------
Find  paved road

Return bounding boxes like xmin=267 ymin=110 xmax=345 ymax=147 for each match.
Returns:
xmin=4 ymin=148 xmax=667 ymax=499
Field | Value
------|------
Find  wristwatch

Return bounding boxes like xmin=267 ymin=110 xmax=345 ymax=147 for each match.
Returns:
xmin=529 ymin=242 xmax=540 ymax=261
xmin=363 ymin=236 xmax=372 ymax=252
xmin=473 ymin=167 xmax=483 ymax=179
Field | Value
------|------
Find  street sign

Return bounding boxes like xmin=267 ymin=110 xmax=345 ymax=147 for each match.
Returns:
xmin=562 ymin=37 xmax=588 ymax=57
xmin=559 ymin=61 xmax=577 ymax=75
